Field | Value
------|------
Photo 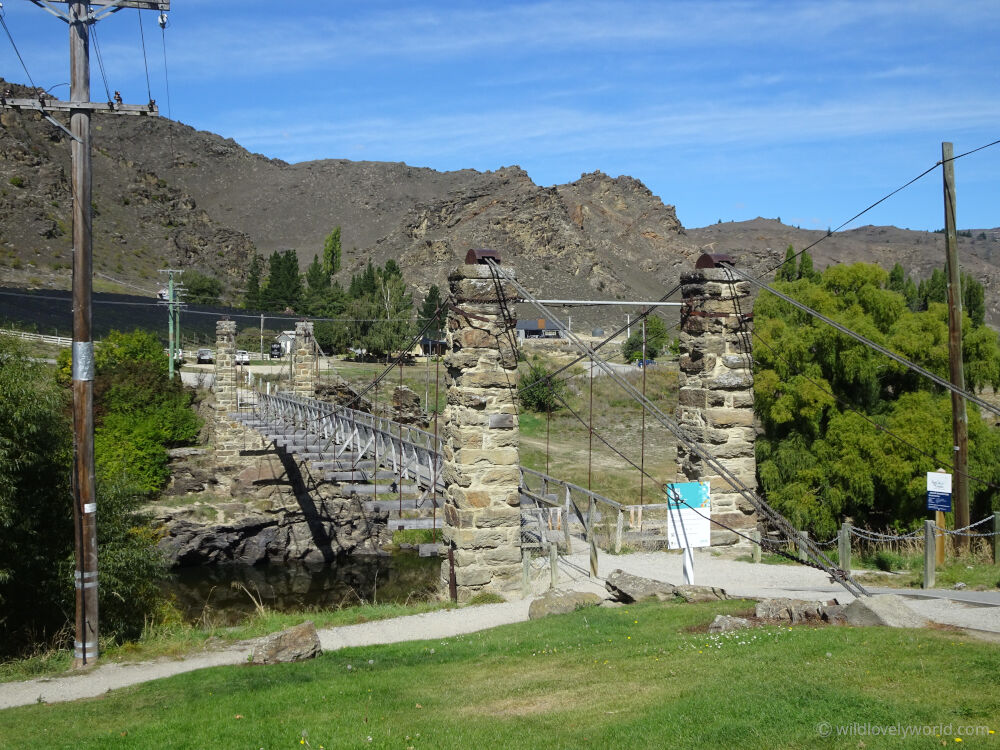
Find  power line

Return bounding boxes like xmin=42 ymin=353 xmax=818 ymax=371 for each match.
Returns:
xmin=728 ymin=265 xmax=1000 ymax=419
xmin=0 ymin=8 xmax=38 ymax=92
xmin=749 ymin=324 xmax=1000 ymax=492
xmin=765 ymin=136 xmax=1000 ymax=279
xmin=486 ymin=259 xmax=866 ymax=596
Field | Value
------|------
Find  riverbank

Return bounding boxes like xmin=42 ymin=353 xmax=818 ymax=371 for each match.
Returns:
xmin=2 ymin=550 xmax=999 ymax=710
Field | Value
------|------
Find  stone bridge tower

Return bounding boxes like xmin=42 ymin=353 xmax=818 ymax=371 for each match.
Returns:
xmin=440 ymin=257 xmax=522 ymax=601
xmin=675 ymin=257 xmax=758 ymax=544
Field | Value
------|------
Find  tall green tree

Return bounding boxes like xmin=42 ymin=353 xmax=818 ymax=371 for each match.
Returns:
xmin=754 ymin=263 xmax=1000 ymax=538
xmin=244 ymin=252 xmax=262 ymax=309
xmin=962 ymin=271 xmax=986 ymax=328
xmin=775 ymin=245 xmax=797 ymax=282
xmin=417 ymin=284 xmax=445 ymax=340
xmin=181 ymin=269 xmax=223 ymax=306
xmin=322 ymin=226 xmax=342 ymax=277
xmin=260 ymin=250 xmax=303 ymax=312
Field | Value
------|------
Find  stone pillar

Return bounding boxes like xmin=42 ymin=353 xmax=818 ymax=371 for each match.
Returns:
xmin=440 ymin=264 xmax=521 ymax=601
xmin=675 ymin=266 xmax=757 ymax=545
xmin=292 ymin=320 xmax=315 ymax=398
xmin=213 ymin=318 xmax=240 ymax=465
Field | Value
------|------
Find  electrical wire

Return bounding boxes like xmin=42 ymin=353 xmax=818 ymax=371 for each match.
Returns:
xmin=136 ymin=8 xmax=152 ymax=102
xmin=729 ymin=265 xmax=1000 ymax=419
xmin=0 ymin=8 xmax=38 ymax=93
xmin=765 ymin=136 xmax=1000 ymax=280
xmin=749 ymin=326 xmax=1000 ymax=491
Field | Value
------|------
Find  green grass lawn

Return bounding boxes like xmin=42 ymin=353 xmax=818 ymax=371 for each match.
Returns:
xmin=3 ymin=599 xmax=998 ymax=749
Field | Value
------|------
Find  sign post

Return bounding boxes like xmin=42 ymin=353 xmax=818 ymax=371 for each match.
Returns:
xmin=926 ymin=470 xmax=952 ymax=565
xmin=665 ymin=482 xmax=711 ymax=585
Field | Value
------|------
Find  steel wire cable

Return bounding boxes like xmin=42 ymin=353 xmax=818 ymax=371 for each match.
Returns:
xmin=485 ymin=260 xmax=867 ymax=594
xmin=748 ymin=326 xmax=1000 ymax=491
xmin=760 ymin=137 xmax=1000 ymax=280
xmin=136 ymin=8 xmax=152 ymax=101
xmin=729 ymin=266 xmax=1000 ymax=419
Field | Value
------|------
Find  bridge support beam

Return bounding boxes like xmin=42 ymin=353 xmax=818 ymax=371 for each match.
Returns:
xmin=441 ymin=263 xmax=521 ymax=601
xmin=675 ymin=265 xmax=758 ymax=545
xmin=292 ymin=320 xmax=316 ymax=399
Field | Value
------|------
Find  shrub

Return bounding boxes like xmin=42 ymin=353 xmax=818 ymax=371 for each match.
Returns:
xmin=8 ymin=176 xmax=25 ymax=188
xmin=519 ymin=360 xmax=566 ymax=413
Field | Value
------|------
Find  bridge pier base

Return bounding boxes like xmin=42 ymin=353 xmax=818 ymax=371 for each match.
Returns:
xmin=440 ymin=263 xmax=522 ymax=601
xmin=675 ymin=264 xmax=758 ymax=545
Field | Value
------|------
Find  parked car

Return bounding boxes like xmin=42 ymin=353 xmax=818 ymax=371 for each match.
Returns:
xmin=235 ymin=350 xmax=250 ymax=365
xmin=196 ymin=348 xmax=214 ymax=364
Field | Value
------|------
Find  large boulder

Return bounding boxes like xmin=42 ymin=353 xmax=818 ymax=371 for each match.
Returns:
xmin=528 ymin=590 xmax=602 ymax=620
xmin=708 ymin=614 xmax=751 ymax=633
xmin=250 ymin=621 xmax=322 ymax=664
xmin=755 ymin=598 xmax=824 ymax=623
xmin=605 ymin=569 xmax=676 ymax=603
xmin=673 ymin=584 xmax=729 ymax=603
xmin=844 ymin=594 xmax=929 ymax=629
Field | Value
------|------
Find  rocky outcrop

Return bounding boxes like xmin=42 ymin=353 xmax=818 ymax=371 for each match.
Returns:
xmin=155 ymin=495 xmax=387 ymax=566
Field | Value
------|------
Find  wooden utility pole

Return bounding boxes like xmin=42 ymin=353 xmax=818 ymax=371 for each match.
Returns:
xmin=1 ymin=0 xmax=169 ymax=668
xmin=942 ymin=141 xmax=970 ymax=551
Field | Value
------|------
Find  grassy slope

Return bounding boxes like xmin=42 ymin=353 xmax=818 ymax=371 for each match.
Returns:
xmin=3 ymin=600 xmax=998 ymax=749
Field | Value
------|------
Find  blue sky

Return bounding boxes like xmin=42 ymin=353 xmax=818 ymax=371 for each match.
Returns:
xmin=2 ymin=0 xmax=998 ymax=231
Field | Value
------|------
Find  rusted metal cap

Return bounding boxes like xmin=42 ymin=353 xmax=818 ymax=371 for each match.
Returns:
xmin=695 ymin=252 xmax=735 ymax=269
xmin=465 ymin=248 xmax=501 ymax=265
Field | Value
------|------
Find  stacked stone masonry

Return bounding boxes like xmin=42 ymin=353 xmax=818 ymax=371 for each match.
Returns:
xmin=159 ymin=320 xmax=390 ymax=566
xmin=440 ymin=264 xmax=522 ymax=601
xmin=675 ymin=267 xmax=758 ymax=545
xmin=292 ymin=321 xmax=316 ymax=399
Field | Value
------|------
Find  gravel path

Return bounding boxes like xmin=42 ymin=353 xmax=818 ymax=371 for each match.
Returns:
xmin=2 ymin=550 xmax=997 ymax=711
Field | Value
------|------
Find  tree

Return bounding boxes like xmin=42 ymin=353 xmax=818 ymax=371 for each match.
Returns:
xmin=621 ymin=316 xmax=669 ymax=362
xmin=417 ymin=285 xmax=445 ymax=340
xmin=755 ymin=263 xmax=1000 ymax=537
xmin=0 ymin=337 xmax=74 ymax=655
xmin=244 ymin=252 xmax=262 ymax=309
xmin=775 ymin=245 xmax=797 ymax=283
xmin=260 ymin=249 xmax=302 ymax=312
xmin=322 ymin=226 xmax=342 ymax=277
xmin=519 ymin=359 xmax=566 ymax=413
xmin=887 ymin=262 xmax=906 ymax=294
xmin=181 ymin=270 xmax=223 ymax=306
xmin=796 ymin=249 xmax=818 ymax=281
xmin=962 ymin=271 xmax=986 ymax=328
xmin=1 ymin=334 xmax=174 ymax=656
xmin=364 ymin=268 xmax=414 ymax=359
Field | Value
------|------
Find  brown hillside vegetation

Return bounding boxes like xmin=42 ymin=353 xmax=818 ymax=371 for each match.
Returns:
xmin=1 ymin=77 xmax=997 ymax=326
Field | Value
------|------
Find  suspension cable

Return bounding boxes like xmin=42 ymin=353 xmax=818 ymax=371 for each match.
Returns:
xmin=728 ymin=266 xmax=1000 ymax=419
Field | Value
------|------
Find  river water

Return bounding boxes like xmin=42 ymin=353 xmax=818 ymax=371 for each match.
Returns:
xmin=162 ymin=553 xmax=441 ymax=625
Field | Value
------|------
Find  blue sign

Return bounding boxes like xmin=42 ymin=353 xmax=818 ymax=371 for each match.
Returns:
xmin=927 ymin=491 xmax=952 ymax=513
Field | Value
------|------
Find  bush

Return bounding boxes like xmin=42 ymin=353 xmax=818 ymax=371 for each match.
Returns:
xmin=0 ymin=335 xmax=175 ymax=655
xmin=8 ymin=176 xmax=25 ymax=188
xmin=621 ymin=316 xmax=669 ymax=362
xmin=519 ymin=360 xmax=566 ymax=413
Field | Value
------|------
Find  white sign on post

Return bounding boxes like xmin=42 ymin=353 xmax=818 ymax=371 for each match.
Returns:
xmin=665 ymin=481 xmax=711 ymax=585
xmin=926 ymin=471 xmax=953 ymax=513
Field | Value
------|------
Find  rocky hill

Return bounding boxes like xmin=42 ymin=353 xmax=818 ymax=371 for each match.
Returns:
xmin=2 ymin=76 xmax=998 ymax=327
